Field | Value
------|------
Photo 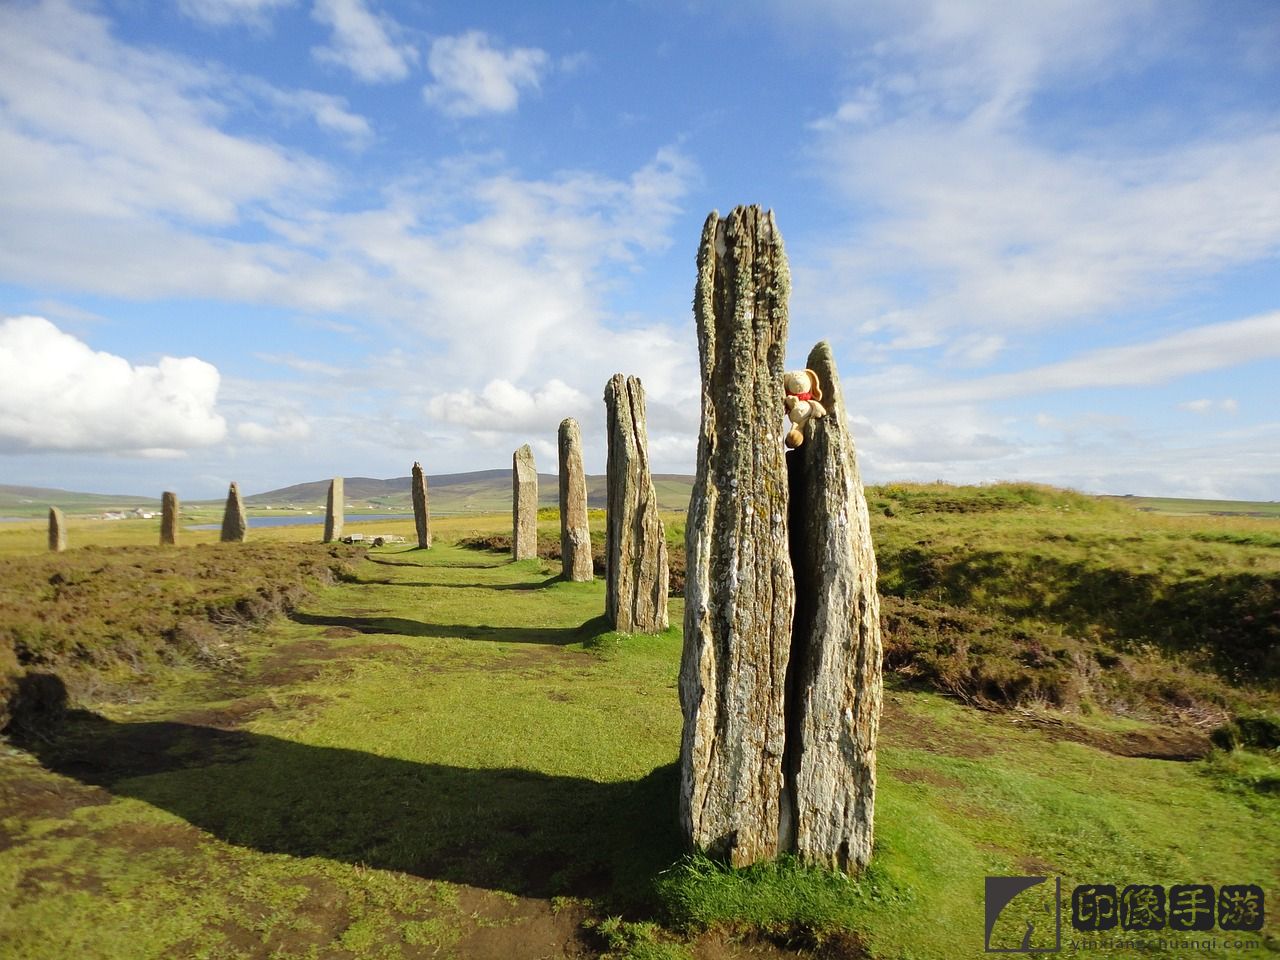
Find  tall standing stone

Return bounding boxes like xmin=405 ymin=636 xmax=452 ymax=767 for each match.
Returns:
xmin=411 ymin=462 xmax=432 ymax=549
xmin=512 ymin=445 xmax=537 ymax=560
xmin=784 ymin=341 xmax=883 ymax=872
xmin=160 ymin=492 xmax=179 ymax=546
xmin=48 ymin=507 xmax=66 ymax=553
xmin=324 ymin=478 xmax=344 ymax=543
xmin=558 ymin=419 xmax=593 ymax=582
xmin=679 ymin=206 xmax=795 ymax=866
xmin=603 ymin=374 xmax=668 ymax=632
xmin=220 ymin=482 xmax=247 ymax=543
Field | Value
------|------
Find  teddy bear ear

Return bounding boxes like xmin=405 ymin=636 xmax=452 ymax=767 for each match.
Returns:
xmin=806 ymin=369 xmax=823 ymax=401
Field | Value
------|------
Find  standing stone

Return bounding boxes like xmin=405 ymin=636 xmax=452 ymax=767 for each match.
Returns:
xmin=220 ymin=482 xmax=247 ymax=543
xmin=47 ymin=507 xmax=66 ymax=552
xmin=160 ymin=492 xmax=179 ymax=546
xmin=512 ymin=445 xmax=537 ymax=560
xmin=558 ymin=419 xmax=593 ymax=582
xmin=604 ymin=374 xmax=668 ymax=632
xmin=784 ymin=341 xmax=883 ymax=872
xmin=411 ymin=462 xmax=432 ymax=549
xmin=679 ymin=206 xmax=795 ymax=866
xmin=323 ymin=478 xmax=344 ymax=543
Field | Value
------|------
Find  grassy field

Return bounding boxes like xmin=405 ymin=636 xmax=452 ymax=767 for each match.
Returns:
xmin=0 ymin=492 xmax=1277 ymax=958
xmin=1103 ymin=495 xmax=1280 ymax=519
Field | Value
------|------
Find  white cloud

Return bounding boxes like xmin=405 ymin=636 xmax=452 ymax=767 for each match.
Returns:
xmin=880 ymin=312 xmax=1280 ymax=406
xmin=794 ymin=1 xmax=1280 ymax=361
xmin=0 ymin=317 xmax=226 ymax=455
xmin=1179 ymin=397 xmax=1239 ymax=416
xmin=311 ymin=0 xmax=416 ymax=83
xmin=236 ymin=414 xmax=312 ymax=444
xmin=178 ymin=0 xmax=294 ymax=28
xmin=252 ymin=85 xmax=373 ymax=146
xmin=423 ymin=31 xmax=549 ymax=117
xmin=0 ymin=0 xmax=332 ymax=229
xmin=429 ymin=378 xmax=589 ymax=432
xmin=0 ymin=4 xmax=700 ymax=473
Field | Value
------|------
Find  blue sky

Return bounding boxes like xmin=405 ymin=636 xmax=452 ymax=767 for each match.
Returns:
xmin=1 ymin=0 xmax=1277 ymax=500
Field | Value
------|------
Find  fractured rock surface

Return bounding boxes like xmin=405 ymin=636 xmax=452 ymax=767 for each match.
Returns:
xmin=220 ymin=482 xmax=247 ymax=543
xmin=324 ymin=477 xmax=344 ymax=543
xmin=411 ymin=461 xmax=432 ymax=549
xmin=678 ymin=209 xmax=883 ymax=871
xmin=784 ymin=340 xmax=883 ymax=872
xmin=160 ymin=492 xmax=179 ymax=546
xmin=604 ymin=374 xmax=668 ymax=633
xmin=512 ymin=445 xmax=538 ymax=560
xmin=48 ymin=507 xmax=66 ymax=553
xmin=679 ymin=206 xmax=794 ymax=866
xmin=558 ymin=418 xmax=593 ymax=582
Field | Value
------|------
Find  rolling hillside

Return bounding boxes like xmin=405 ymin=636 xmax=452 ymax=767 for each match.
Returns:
xmin=246 ymin=471 xmax=697 ymax=515
xmin=0 ymin=485 xmax=158 ymax=518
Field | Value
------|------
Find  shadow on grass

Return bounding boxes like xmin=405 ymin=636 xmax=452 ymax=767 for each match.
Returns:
xmin=288 ymin=611 xmax=614 ymax=647
xmin=349 ymin=575 xmax=570 ymax=591
xmin=366 ymin=556 xmax=507 ymax=572
xmin=16 ymin=693 xmax=681 ymax=910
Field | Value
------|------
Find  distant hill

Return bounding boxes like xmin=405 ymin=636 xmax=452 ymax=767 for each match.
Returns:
xmin=0 ymin=484 xmax=158 ymax=518
xmin=247 ymin=470 xmax=696 ymax=514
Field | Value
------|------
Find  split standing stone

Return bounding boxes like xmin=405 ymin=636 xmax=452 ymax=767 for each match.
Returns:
xmin=160 ymin=492 xmax=179 ymax=546
xmin=784 ymin=341 xmax=883 ymax=872
xmin=512 ymin=444 xmax=538 ymax=560
xmin=679 ymin=206 xmax=795 ymax=866
xmin=411 ymin=461 xmax=432 ymax=549
xmin=558 ymin=419 xmax=593 ymax=582
xmin=48 ymin=506 xmax=66 ymax=552
xmin=220 ymin=482 xmax=247 ymax=543
xmin=324 ymin=477 xmax=343 ymax=543
xmin=603 ymin=374 xmax=668 ymax=632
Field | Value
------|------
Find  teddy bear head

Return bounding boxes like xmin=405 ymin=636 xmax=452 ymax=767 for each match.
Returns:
xmin=783 ymin=368 xmax=822 ymax=401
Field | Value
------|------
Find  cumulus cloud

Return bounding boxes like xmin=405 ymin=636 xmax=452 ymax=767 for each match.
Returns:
xmin=428 ymin=379 xmax=590 ymax=432
xmin=423 ymin=31 xmax=549 ymax=117
xmin=311 ymin=0 xmax=416 ymax=83
xmin=0 ymin=317 xmax=226 ymax=455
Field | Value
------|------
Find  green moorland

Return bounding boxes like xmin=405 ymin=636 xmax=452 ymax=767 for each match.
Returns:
xmin=0 ymin=484 xmax=1276 ymax=959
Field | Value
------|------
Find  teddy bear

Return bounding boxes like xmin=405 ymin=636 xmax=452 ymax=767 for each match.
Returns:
xmin=783 ymin=368 xmax=826 ymax=448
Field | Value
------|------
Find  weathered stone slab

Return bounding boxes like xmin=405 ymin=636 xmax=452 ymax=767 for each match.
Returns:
xmin=679 ymin=206 xmax=795 ymax=866
xmin=220 ymin=482 xmax=247 ymax=543
xmin=324 ymin=477 xmax=344 ymax=543
xmin=558 ymin=419 xmax=593 ymax=582
xmin=784 ymin=341 xmax=883 ymax=872
xmin=411 ymin=461 xmax=432 ymax=549
xmin=604 ymin=374 xmax=669 ymax=633
xmin=48 ymin=506 xmax=66 ymax=552
xmin=160 ymin=492 xmax=179 ymax=546
xmin=513 ymin=445 xmax=537 ymax=560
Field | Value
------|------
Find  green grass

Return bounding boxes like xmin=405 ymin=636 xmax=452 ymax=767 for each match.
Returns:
xmin=1 ymin=496 xmax=1278 ymax=958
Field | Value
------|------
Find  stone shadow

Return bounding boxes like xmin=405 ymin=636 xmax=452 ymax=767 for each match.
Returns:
xmin=13 ymin=686 xmax=680 ymax=908
xmin=288 ymin=611 xmax=613 ymax=647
